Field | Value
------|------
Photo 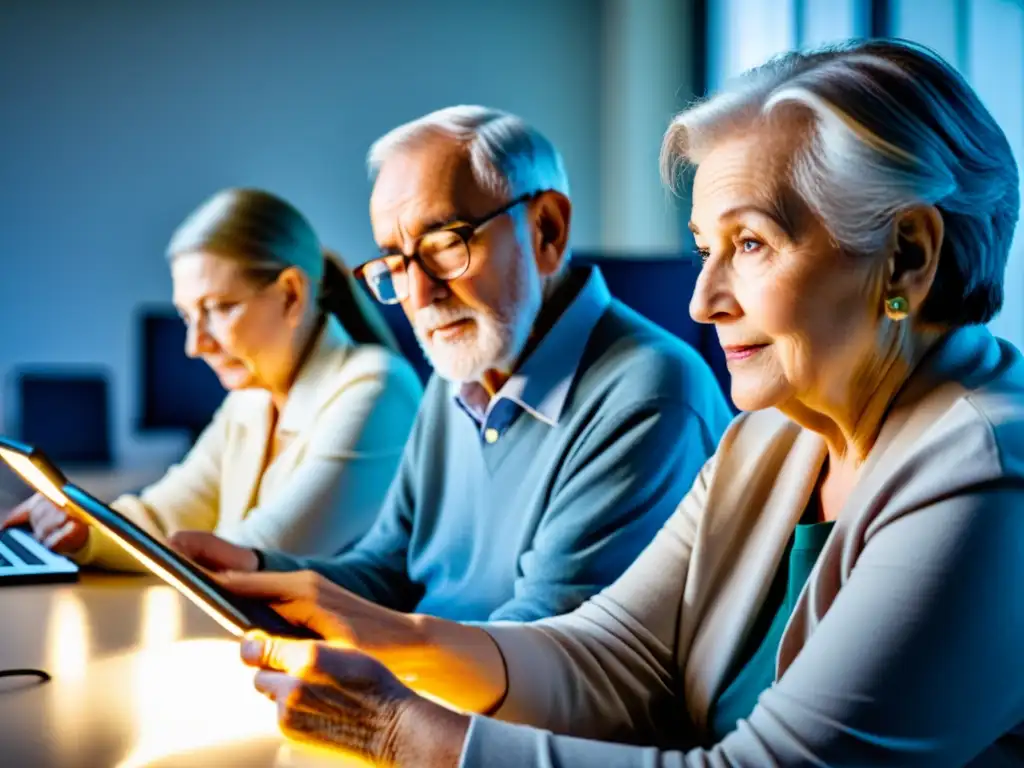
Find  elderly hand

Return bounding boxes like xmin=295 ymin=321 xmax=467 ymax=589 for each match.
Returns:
xmin=219 ymin=570 xmax=511 ymax=716
xmin=168 ymin=530 xmax=260 ymax=572
xmin=1 ymin=493 xmax=90 ymax=553
xmin=216 ymin=570 xmax=430 ymax=663
xmin=242 ymin=633 xmax=470 ymax=767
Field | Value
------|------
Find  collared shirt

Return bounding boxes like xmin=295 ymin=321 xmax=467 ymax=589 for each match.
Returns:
xmin=261 ymin=265 xmax=734 ymax=623
xmin=453 ymin=267 xmax=611 ymax=444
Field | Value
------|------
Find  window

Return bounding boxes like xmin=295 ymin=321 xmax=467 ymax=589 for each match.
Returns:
xmin=703 ymin=0 xmax=1024 ymax=346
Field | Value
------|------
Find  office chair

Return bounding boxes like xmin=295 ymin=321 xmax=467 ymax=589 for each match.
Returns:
xmin=574 ymin=253 xmax=731 ymax=398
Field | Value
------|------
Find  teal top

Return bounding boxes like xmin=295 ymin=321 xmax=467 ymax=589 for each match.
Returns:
xmin=708 ymin=517 xmax=835 ymax=742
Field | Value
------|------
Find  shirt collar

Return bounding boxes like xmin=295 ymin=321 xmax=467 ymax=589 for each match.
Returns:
xmin=277 ymin=315 xmax=353 ymax=434
xmin=452 ymin=265 xmax=611 ymax=427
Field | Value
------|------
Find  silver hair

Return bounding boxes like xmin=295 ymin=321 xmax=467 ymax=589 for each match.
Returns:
xmin=167 ymin=188 xmax=399 ymax=350
xmin=662 ymin=39 xmax=1020 ymax=326
xmin=367 ymin=105 xmax=570 ymax=201
xmin=167 ymin=187 xmax=323 ymax=277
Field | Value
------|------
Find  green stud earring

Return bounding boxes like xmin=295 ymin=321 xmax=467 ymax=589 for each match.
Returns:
xmin=885 ymin=295 xmax=909 ymax=320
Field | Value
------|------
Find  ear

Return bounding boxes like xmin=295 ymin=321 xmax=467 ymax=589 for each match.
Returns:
xmin=886 ymin=205 xmax=944 ymax=317
xmin=530 ymin=191 xmax=572 ymax=277
xmin=275 ymin=266 xmax=310 ymax=328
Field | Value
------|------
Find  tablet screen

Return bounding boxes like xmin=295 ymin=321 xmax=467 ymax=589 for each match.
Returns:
xmin=62 ymin=484 xmax=321 ymax=640
xmin=0 ymin=436 xmax=319 ymax=640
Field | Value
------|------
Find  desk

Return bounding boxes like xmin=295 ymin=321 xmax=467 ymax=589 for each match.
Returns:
xmin=0 ymin=573 xmax=365 ymax=767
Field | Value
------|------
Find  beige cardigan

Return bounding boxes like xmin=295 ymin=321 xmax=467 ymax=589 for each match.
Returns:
xmin=463 ymin=324 xmax=1024 ymax=767
xmin=75 ymin=316 xmax=422 ymax=571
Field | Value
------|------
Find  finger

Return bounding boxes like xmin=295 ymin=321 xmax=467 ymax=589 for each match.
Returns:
xmin=42 ymin=520 xmax=75 ymax=550
xmin=216 ymin=570 xmax=308 ymax=601
xmin=26 ymin=496 xmax=58 ymax=529
xmin=262 ymin=595 xmax=356 ymax=645
xmin=4 ymin=494 xmax=48 ymax=530
xmin=253 ymin=669 xmax=300 ymax=702
xmin=241 ymin=631 xmax=318 ymax=675
xmin=251 ymin=636 xmax=379 ymax=687
xmin=44 ymin=520 xmax=84 ymax=553
xmin=33 ymin=508 xmax=69 ymax=544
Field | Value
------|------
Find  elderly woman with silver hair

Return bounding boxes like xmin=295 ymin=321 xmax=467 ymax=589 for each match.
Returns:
xmin=225 ymin=39 xmax=1024 ymax=766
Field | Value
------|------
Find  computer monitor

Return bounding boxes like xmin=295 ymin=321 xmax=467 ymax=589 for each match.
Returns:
xmin=11 ymin=369 xmax=113 ymax=466
xmin=137 ymin=308 xmax=226 ymax=443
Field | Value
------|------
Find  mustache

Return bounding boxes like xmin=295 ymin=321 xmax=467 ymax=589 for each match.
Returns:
xmin=414 ymin=304 xmax=478 ymax=335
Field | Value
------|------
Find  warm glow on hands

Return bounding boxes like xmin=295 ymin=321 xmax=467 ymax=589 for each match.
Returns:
xmin=215 ymin=570 xmax=427 ymax=656
xmin=240 ymin=632 xmax=420 ymax=766
xmin=217 ymin=571 xmax=509 ymax=717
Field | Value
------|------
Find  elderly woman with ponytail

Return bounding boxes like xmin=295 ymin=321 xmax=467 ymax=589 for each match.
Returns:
xmin=3 ymin=188 xmax=423 ymax=568
xmin=216 ymin=40 xmax=1024 ymax=767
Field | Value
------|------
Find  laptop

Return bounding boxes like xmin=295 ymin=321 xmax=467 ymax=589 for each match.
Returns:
xmin=0 ymin=526 xmax=79 ymax=586
xmin=0 ymin=437 xmax=319 ymax=640
xmin=0 ymin=445 xmax=80 ymax=586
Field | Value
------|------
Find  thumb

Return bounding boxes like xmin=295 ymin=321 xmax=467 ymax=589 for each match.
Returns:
xmin=241 ymin=630 xmax=317 ymax=676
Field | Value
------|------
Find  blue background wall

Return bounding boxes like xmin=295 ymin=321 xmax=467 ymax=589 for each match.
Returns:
xmin=1 ymin=0 xmax=1021 ymax=468
xmin=0 ymin=0 xmax=608 ymax=464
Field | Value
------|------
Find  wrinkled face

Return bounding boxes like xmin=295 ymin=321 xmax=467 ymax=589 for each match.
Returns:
xmin=369 ymin=138 xmax=543 ymax=383
xmin=688 ymin=130 xmax=887 ymax=412
xmin=171 ymin=252 xmax=301 ymax=391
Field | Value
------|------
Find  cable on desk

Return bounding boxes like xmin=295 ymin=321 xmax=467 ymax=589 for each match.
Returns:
xmin=0 ymin=668 xmax=52 ymax=685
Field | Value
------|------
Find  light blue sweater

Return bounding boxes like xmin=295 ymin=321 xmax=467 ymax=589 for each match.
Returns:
xmin=260 ymin=268 xmax=732 ymax=622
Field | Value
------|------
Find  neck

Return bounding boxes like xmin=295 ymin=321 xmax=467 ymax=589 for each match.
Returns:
xmin=476 ymin=269 xmax=577 ymax=397
xmin=269 ymin=314 xmax=325 ymax=412
xmin=780 ymin=327 xmax=945 ymax=469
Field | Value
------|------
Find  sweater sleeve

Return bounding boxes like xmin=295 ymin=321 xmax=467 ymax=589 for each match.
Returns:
xmin=459 ymin=481 xmax=1024 ymax=767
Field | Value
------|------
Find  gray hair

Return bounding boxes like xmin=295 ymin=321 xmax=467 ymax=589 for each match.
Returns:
xmin=367 ymin=105 xmax=570 ymax=201
xmin=168 ymin=188 xmax=323 ymax=279
xmin=167 ymin=188 xmax=398 ymax=350
xmin=662 ymin=38 xmax=1020 ymax=326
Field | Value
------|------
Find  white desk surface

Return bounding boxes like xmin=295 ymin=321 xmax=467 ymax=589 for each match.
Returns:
xmin=0 ymin=573 xmax=366 ymax=767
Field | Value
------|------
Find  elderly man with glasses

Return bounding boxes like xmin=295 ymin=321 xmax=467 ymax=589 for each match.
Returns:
xmin=171 ymin=106 xmax=732 ymax=629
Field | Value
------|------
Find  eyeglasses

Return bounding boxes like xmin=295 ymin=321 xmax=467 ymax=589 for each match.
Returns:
xmin=178 ymin=273 xmax=279 ymax=335
xmin=353 ymin=193 xmax=537 ymax=305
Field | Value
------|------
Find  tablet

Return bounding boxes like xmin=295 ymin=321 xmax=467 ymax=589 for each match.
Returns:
xmin=0 ymin=437 xmax=320 ymax=640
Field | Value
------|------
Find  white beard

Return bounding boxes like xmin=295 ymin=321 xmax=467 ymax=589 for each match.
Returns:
xmin=413 ymin=257 xmax=542 ymax=383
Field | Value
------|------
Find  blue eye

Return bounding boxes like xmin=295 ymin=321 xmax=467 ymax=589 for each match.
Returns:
xmin=694 ymin=247 xmax=711 ymax=265
xmin=741 ymin=239 xmax=762 ymax=253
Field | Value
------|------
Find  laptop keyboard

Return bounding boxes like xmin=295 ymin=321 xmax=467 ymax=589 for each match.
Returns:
xmin=0 ymin=528 xmax=45 ymax=566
